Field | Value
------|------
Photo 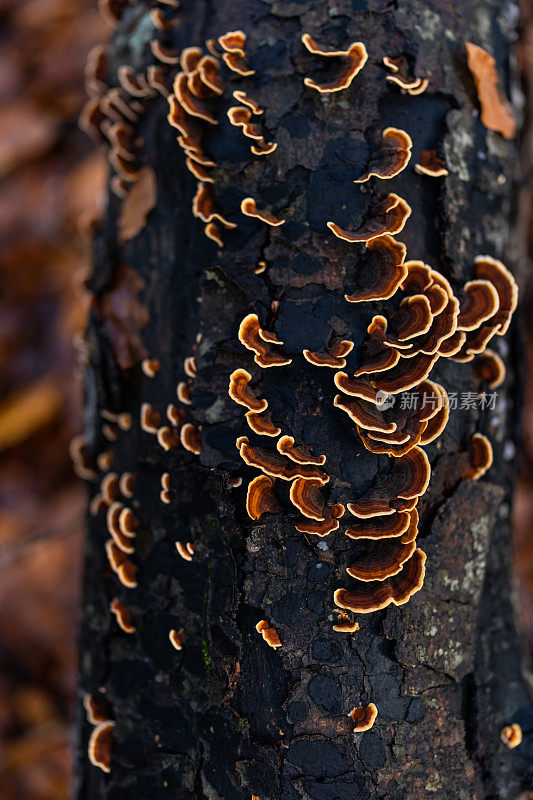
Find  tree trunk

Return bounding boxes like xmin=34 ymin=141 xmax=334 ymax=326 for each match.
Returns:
xmin=76 ymin=1 xmax=533 ymax=798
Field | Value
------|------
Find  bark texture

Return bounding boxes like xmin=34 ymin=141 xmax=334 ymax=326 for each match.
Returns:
xmin=77 ymin=1 xmax=533 ymax=798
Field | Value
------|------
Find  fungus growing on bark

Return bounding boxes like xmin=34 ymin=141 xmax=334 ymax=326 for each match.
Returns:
xmin=352 ymin=316 xmax=401 ymax=376
xmin=96 ymin=452 xmax=113 ymax=473
xmin=335 ymin=548 xmax=427 ymax=612
xmin=83 ymin=694 xmax=112 ymax=725
xmin=70 ymin=435 xmax=97 ymax=480
xmin=117 ymin=413 xmax=132 ymax=431
xmin=472 ymin=349 xmax=506 ymax=389
xmin=192 ymin=183 xmax=236 ymax=228
xmin=180 ymin=47 xmax=203 ymax=73
xmin=118 ymin=507 xmax=138 ymax=537
xmin=474 ymin=255 xmax=518 ymax=335
xmin=177 ymin=382 xmax=193 ymax=405
xmin=246 ymin=475 xmax=282 ymax=519
xmin=233 ymin=90 xmax=263 ymax=114
xmin=102 ymin=424 xmax=118 ymax=442
xmin=462 ymin=433 xmax=493 ymax=480
xmin=456 ymin=280 xmax=500 ymax=331
xmin=383 ymin=58 xmax=429 ymax=95
xmin=88 ymin=720 xmax=115 ymax=773
xmin=241 ymin=198 xmax=285 ymax=226
xmin=500 ymin=723 xmax=523 ymax=749
xmin=157 ymin=426 xmax=181 ymax=451
xmin=349 ymin=703 xmax=378 ymax=732
xmin=303 ymin=340 xmax=354 ymax=368
xmin=222 ymin=52 xmax=255 ymax=76
xmin=219 ymin=30 xmax=246 ymax=52
xmin=236 ymin=437 xmax=328 ymax=482
xmin=228 ymin=106 xmax=263 ymax=140
xmin=169 ymin=628 xmax=185 ymax=650
xmin=334 ymin=394 xmax=396 ymax=434
xmin=347 ymin=447 xmax=431 ymax=517
xmin=180 ymin=423 xmax=202 ymax=454
xmin=295 ymin=504 xmax=345 ymax=536
xmin=346 ymin=508 xmax=417 ymax=541
xmin=147 ymin=65 xmax=170 ymax=96
xmin=277 ymin=436 xmax=326 ymax=465
xmin=355 ymin=128 xmax=412 ymax=183
xmin=150 ymin=40 xmax=180 ymax=64
xmin=332 ymin=610 xmax=360 ymax=633
xmin=117 ymin=66 xmax=152 ymax=98
xmin=465 ymin=42 xmax=516 ymax=140
xmin=101 ymin=473 xmax=120 ymax=504
xmin=141 ymin=402 xmax=161 ymax=433
xmin=289 ymin=478 xmax=328 ymax=520
xmin=238 ymin=314 xmax=292 ymax=368
xmin=371 ymin=351 xmax=440 ymax=394
xmin=383 ymin=295 xmax=434 ymax=343
xmin=110 ymin=598 xmax=135 ymax=633
xmin=160 ymin=473 xmax=171 ymax=504
xmin=174 ymin=73 xmax=217 ymax=124
xmin=167 ymin=403 xmax=185 ymax=427
xmin=107 ymin=503 xmax=135 ymax=554
xmin=415 ymin=150 xmax=449 ymax=177
xmin=328 ymin=193 xmax=411 ymax=243
xmin=119 ymin=472 xmax=135 ymax=498
xmin=251 ymin=140 xmax=277 ymax=156
xmin=301 ymin=34 xmax=368 ymax=93
xmin=141 ymin=358 xmax=160 ymax=377
xmin=228 ymin=368 xmax=268 ymax=411
xmin=256 ymin=620 xmax=282 ymax=649
xmin=347 ymin=538 xmax=417 ymax=581
xmin=344 ymin=235 xmax=407 ymax=303
xmin=105 ymin=539 xmax=128 ymax=572
xmin=204 ymin=221 xmax=223 ymax=246
xmin=197 ymin=55 xmax=224 ymax=94
xmin=98 ymin=0 xmax=129 ymax=25
xmin=176 ymin=541 xmax=195 ymax=561
xmin=117 ymin=560 xmax=138 ymax=588
xmin=185 ymin=355 xmax=197 ymax=377
xmin=245 ymin=410 xmax=281 ymax=437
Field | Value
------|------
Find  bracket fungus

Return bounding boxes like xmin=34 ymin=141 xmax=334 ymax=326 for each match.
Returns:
xmin=229 ymin=368 xmax=268 ymax=411
xmin=141 ymin=357 xmax=160 ymax=377
xmin=346 ymin=538 xmax=417 ymax=581
xmin=233 ymin=90 xmax=263 ymax=115
xmin=344 ymin=235 xmax=407 ymax=304
xmin=472 ymin=349 xmax=506 ymax=389
xmin=349 ymin=703 xmax=378 ymax=732
xmin=295 ymin=503 xmax=345 ymax=536
xmin=256 ymin=620 xmax=282 ymax=649
xmin=238 ymin=313 xmax=292 ymax=367
xmin=462 ymin=433 xmax=493 ymax=480
xmin=456 ymin=280 xmax=500 ymax=331
xmin=355 ymin=128 xmax=412 ymax=183
xmin=347 ymin=447 xmax=430 ymax=518
xmin=246 ymin=475 xmax=282 ymax=519
xmin=383 ymin=56 xmax=429 ymax=95
xmin=88 ymin=720 xmax=115 ymax=773
xmin=141 ymin=403 xmax=161 ymax=433
xmin=500 ymin=723 xmax=523 ymax=749
xmin=333 ymin=611 xmax=360 ymax=633
xmin=245 ymin=410 xmax=281 ymax=437
xmin=346 ymin=508 xmax=418 ymax=541
xmin=301 ymin=34 xmax=368 ymax=93
xmin=180 ymin=423 xmax=202 ymax=454
xmin=83 ymin=694 xmax=112 ymax=726
xmin=236 ymin=437 xmax=328 ymax=483
xmin=176 ymin=541 xmax=195 ymax=561
xmin=328 ymin=193 xmax=411 ymax=243
xmin=415 ymin=150 xmax=449 ymax=177
xmin=169 ymin=628 xmax=185 ymax=650
xmin=241 ymin=198 xmax=285 ymax=227
xmin=110 ymin=598 xmax=135 ymax=633
xmin=277 ymin=436 xmax=326 ymax=465
xmin=303 ymin=340 xmax=354 ymax=368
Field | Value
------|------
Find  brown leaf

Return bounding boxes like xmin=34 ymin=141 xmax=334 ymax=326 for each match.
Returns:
xmin=466 ymin=42 xmax=516 ymax=140
xmin=118 ymin=166 xmax=157 ymax=242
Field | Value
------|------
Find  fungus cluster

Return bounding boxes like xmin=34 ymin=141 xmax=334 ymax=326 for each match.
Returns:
xmin=84 ymin=692 xmax=115 ymax=774
xmin=383 ymin=55 xmax=429 ymax=94
xmin=301 ymin=34 xmax=368 ymax=93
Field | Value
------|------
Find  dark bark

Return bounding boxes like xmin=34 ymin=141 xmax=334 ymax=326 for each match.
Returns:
xmin=76 ymin=1 xmax=533 ymax=798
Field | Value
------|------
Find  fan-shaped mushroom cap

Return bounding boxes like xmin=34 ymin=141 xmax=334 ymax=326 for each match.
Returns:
xmin=241 ymin=197 xmax=285 ymax=226
xmin=246 ymin=475 xmax=281 ymax=519
xmin=301 ymin=34 xmax=368 ymax=93
xmin=328 ymin=193 xmax=411 ymax=243
xmin=352 ymin=317 xmax=401 ymax=377
xmin=344 ymin=235 xmax=407 ymax=303
xmin=110 ymin=598 xmax=135 ymax=633
xmin=88 ymin=720 xmax=115 ymax=773
xmin=141 ymin=403 xmax=161 ymax=433
xmin=415 ymin=150 xmax=449 ymax=177
xmin=251 ymin=139 xmax=277 ymax=156
xmin=238 ymin=313 xmax=292 ymax=368
xmin=277 ymin=436 xmax=326 ymax=465
xmin=472 ymin=349 xmax=506 ymax=389
xmin=335 ymin=548 xmax=426 ymax=612
xmin=500 ymin=723 xmax=522 ymax=749
xmin=197 ymin=55 xmax=224 ymax=95
xmin=332 ymin=611 xmax=360 ymax=633
xmin=355 ymin=128 xmax=412 ymax=183
xmin=229 ymin=368 xmax=268 ymax=412
xmin=180 ymin=47 xmax=203 ymax=73
xmin=462 ymin=433 xmax=493 ymax=480
xmin=157 ymin=426 xmax=180 ymax=451
xmin=180 ymin=423 xmax=202 ymax=454
xmin=228 ymin=106 xmax=263 ymax=139
xmin=222 ymin=52 xmax=255 ymax=75
xmin=289 ymin=478 xmax=328 ymax=520
xmin=349 ymin=703 xmax=378 ymax=732
xmin=346 ymin=508 xmax=418 ymax=541
xmin=176 ymin=541 xmax=195 ymax=561
xmin=347 ymin=538 xmax=417 ymax=581
xmin=150 ymin=40 xmax=179 ymax=64
xmin=233 ymin=90 xmax=263 ymax=114
xmin=245 ymin=410 xmax=281 ymax=437
xmin=474 ymin=256 xmax=518 ymax=335
xmin=173 ymin=73 xmax=218 ymax=124
xmin=218 ymin=30 xmax=247 ymax=53
xmin=83 ymin=693 xmax=112 ymax=725
xmin=295 ymin=504 xmax=345 ymax=536
xmin=236 ymin=437 xmax=328 ymax=483
xmin=334 ymin=394 xmax=396 ymax=434
xmin=347 ymin=447 xmax=430 ymax=518
xmin=303 ymin=340 xmax=354 ymax=368
xmin=457 ymin=279 xmax=500 ymax=331
xmin=383 ymin=295 xmax=434 ymax=344
xmin=192 ymin=183 xmax=236 ymax=228
xmin=256 ymin=620 xmax=282 ymax=648
xmin=169 ymin=628 xmax=185 ymax=650
xmin=371 ymin=351 xmax=440 ymax=394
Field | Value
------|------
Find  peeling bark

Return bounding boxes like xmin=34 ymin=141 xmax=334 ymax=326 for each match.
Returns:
xmin=76 ymin=1 xmax=533 ymax=798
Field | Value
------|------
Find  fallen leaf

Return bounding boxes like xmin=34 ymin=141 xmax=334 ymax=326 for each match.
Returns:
xmin=118 ymin=165 xmax=157 ymax=242
xmin=465 ymin=41 xmax=516 ymax=140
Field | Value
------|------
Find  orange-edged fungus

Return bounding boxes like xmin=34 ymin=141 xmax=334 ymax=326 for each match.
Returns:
xmin=197 ymin=56 xmax=224 ymax=96
xmin=141 ymin=403 xmax=161 ymax=433
xmin=474 ymin=255 xmax=518 ymax=335
xmin=105 ymin=539 xmax=128 ymax=573
xmin=192 ymin=183 xmax=237 ymax=228
xmin=246 ymin=475 xmax=282 ymax=519
xmin=238 ymin=313 xmax=292 ymax=368
xmin=110 ymin=598 xmax=135 ymax=633
xmin=184 ymin=356 xmax=197 ymax=378
xmin=228 ymin=368 xmax=268 ymax=412
xmin=500 ymin=723 xmax=523 ymax=749
xmin=219 ymin=30 xmax=246 ymax=52
xmin=303 ymin=340 xmax=354 ymax=368
xmin=462 ymin=433 xmax=493 ymax=480
xmin=117 ymin=559 xmax=138 ymax=588
xmin=227 ymin=106 xmax=263 ymax=140
xmin=355 ymin=128 xmax=412 ymax=183
xmin=241 ymin=197 xmax=285 ymax=227
xmin=150 ymin=40 xmax=179 ymax=64
xmin=204 ymin=221 xmax=223 ymax=246
xmin=289 ymin=478 xmax=327 ymax=520
xmin=177 ymin=381 xmax=193 ymax=405
xmin=295 ymin=504 xmax=345 ymax=536
xmin=472 ymin=349 xmax=506 ymax=389
xmin=347 ymin=538 xmax=417 ymax=581
xmin=90 ymin=493 xmax=107 ymax=516
xmin=141 ymin=358 xmax=160 ymax=377
xmin=160 ymin=473 xmax=171 ymax=504
xmin=345 ymin=235 xmax=407 ymax=304
xmin=157 ymin=426 xmax=181 ymax=451
xmin=117 ymin=65 xmax=152 ymax=98
xmin=102 ymin=423 xmax=118 ymax=442
xmin=251 ymin=139 xmax=277 ymax=156
xmin=173 ymin=73 xmax=218 ymax=124
xmin=237 ymin=437 xmax=328 ymax=483
xmin=167 ymin=403 xmax=185 ymax=427
xmin=180 ymin=423 xmax=202 ymax=454
xmin=384 ymin=295 xmax=434 ymax=343
xmin=117 ymin=412 xmax=132 ymax=431
xmin=457 ymin=279 xmax=499 ymax=331
xmin=347 ymin=447 xmax=431 ymax=518
xmin=346 ymin=508 xmax=418 ymax=542
xmin=256 ymin=620 xmax=282 ymax=649
xmin=97 ymin=452 xmax=113 ymax=472
xmin=301 ymin=34 xmax=368 ymax=93
xmin=147 ymin=65 xmax=169 ymax=97
xmin=328 ymin=193 xmax=411 ymax=243
xmin=70 ymin=435 xmax=97 ymax=480
xmin=176 ymin=541 xmax=195 ymax=561
xmin=415 ymin=150 xmax=449 ymax=177
xmin=118 ymin=507 xmax=138 ymax=537
xmin=334 ymin=394 xmax=396 ymax=434
xmin=465 ymin=42 xmax=516 ymax=140
xmin=88 ymin=720 xmax=115 ymax=773
xmin=335 ymin=548 xmax=427 ymax=613
xmin=107 ymin=503 xmax=135 ymax=554
xmin=245 ymin=410 xmax=281 ymax=437
xmin=83 ymin=693 xmax=111 ymax=725
xmin=277 ymin=435 xmax=326 ymax=465
xmin=169 ymin=628 xmax=185 ymax=650
xmin=101 ymin=472 xmax=120 ymax=504
xmin=222 ymin=51 xmax=255 ymax=75
xmin=353 ymin=317 xmax=401 ymax=377
xmin=233 ymin=90 xmax=263 ymax=114
xmin=332 ymin=610 xmax=360 ymax=633
xmin=180 ymin=47 xmax=203 ymax=74
xmin=334 ymin=373 xmax=381 ymax=402
xmin=371 ymin=351 xmax=440 ymax=394
xmin=349 ymin=703 xmax=378 ymax=732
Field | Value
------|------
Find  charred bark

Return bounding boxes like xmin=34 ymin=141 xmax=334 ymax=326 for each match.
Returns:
xmin=76 ymin=1 xmax=533 ymax=798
